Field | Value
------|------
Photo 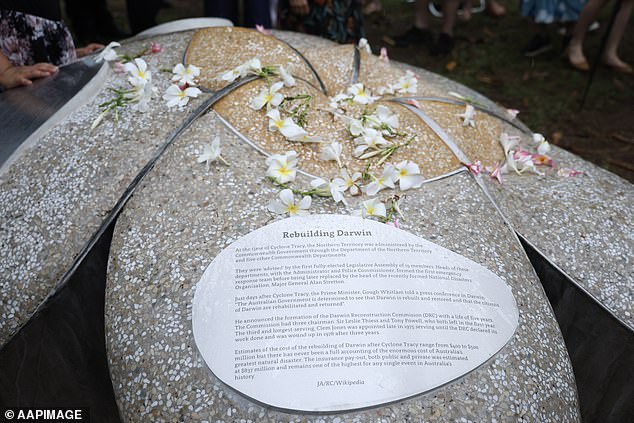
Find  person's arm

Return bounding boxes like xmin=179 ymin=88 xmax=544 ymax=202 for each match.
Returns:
xmin=76 ymin=43 xmax=104 ymax=58
xmin=289 ymin=0 xmax=310 ymax=15
xmin=0 ymin=52 xmax=58 ymax=90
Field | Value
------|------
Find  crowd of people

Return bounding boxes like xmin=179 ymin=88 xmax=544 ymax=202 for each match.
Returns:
xmin=0 ymin=0 xmax=631 ymax=90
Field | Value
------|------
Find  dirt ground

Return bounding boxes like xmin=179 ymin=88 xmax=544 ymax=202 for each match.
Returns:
xmin=94 ymin=0 xmax=633 ymax=182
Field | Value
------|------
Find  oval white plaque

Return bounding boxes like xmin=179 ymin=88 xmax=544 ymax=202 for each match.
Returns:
xmin=193 ymin=214 xmax=519 ymax=412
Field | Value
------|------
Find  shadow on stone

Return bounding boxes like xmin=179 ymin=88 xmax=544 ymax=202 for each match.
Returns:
xmin=0 ymin=224 xmax=121 ymax=423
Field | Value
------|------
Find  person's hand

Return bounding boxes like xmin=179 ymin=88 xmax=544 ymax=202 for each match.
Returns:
xmin=76 ymin=43 xmax=105 ymax=58
xmin=290 ymin=0 xmax=310 ymax=16
xmin=0 ymin=63 xmax=58 ymax=89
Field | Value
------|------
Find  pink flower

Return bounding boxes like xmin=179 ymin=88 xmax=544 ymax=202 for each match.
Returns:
xmin=464 ymin=160 xmax=482 ymax=175
xmin=150 ymin=42 xmax=162 ymax=53
xmin=256 ymin=24 xmax=272 ymax=36
xmin=506 ymin=109 xmax=519 ymax=120
xmin=557 ymin=168 xmax=585 ymax=177
xmin=404 ymin=99 xmax=422 ymax=109
xmin=486 ymin=163 xmax=503 ymax=184
xmin=379 ymin=47 xmax=389 ymax=63
xmin=386 ymin=219 xmax=400 ymax=228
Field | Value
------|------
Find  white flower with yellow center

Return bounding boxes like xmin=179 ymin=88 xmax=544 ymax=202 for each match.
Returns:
xmin=265 ymin=109 xmax=308 ymax=140
xmin=364 ymin=164 xmax=397 ymax=196
xmin=347 ymin=83 xmax=379 ymax=105
xmin=171 ymin=63 xmax=201 ymax=86
xmin=266 ymin=151 xmax=299 ymax=183
xmin=333 ymin=168 xmax=362 ymax=196
xmin=395 ymin=160 xmax=424 ymax=190
xmin=268 ymin=189 xmax=311 ymax=216
xmin=163 ymin=84 xmax=202 ymax=109
xmin=392 ymin=70 xmax=417 ymax=94
xmin=356 ymin=198 xmax=387 ymax=218
xmin=251 ymin=81 xmax=284 ymax=110
xmin=127 ymin=82 xmax=157 ymax=112
xmin=124 ymin=58 xmax=151 ymax=87
xmin=532 ymin=133 xmax=551 ymax=155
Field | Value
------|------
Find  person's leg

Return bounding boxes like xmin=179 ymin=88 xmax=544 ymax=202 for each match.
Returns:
xmin=567 ymin=0 xmax=610 ymax=68
xmin=126 ymin=0 xmax=161 ymax=34
xmin=393 ymin=0 xmax=433 ymax=47
xmin=602 ymin=0 xmax=633 ymax=70
xmin=432 ymin=0 xmax=459 ymax=55
xmin=441 ymin=0 xmax=460 ymax=36
xmin=414 ymin=0 xmax=431 ymax=30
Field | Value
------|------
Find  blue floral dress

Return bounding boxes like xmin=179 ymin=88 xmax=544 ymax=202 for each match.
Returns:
xmin=521 ymin=0 xmax=586 ymax=24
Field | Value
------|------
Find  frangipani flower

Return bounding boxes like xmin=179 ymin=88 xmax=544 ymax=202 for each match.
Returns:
xmin=394 ymin=160 xmax=424 ymax=190
xmin=266 ymin=109 xmax=307 ymax=140
xmin=95 ymin=41 xmax=120 ymax=62
xmin=333 ymin=168 xmax=362 ymax=196
xmin=500 ymin=133 xmax=520 ymax=154
xmin=531 ymin=134 xmax=551 ymax=155
xmin=379 ymin=47 xmax=389 ymax=63
xmin=557 ymin=168 xmax=585 ymax=177
xmin=171 ymin=63 xmax=200 ymax=86
xmin=278 ymin=65 xmax=296 ymax=87
xmin=319 ymin=142 xmax=343 ymax=167
xmin=356 ymin=198 xmax=387 ymax=219
xmin=368 ymin=105 xmax=400 ymax=134
xmin=328 ymin=93 xmax=352 ymax=111
xmin=502 ymin=150 xmax=541 ymax=175
xmin=150 ymin=42 xmax=162 ymax=53
xmin=163 ymin=84 xmax=202 ymax=109
xmin=128 ymin=82 xmax=157 ymax=113
xmin=255 ymin=24 xmax=272 ymax=36
xmin=347 ymin=83 xmax=379 ymax=104
xmin=124 ymin=58 xmax=151 ymax=86
xmin=392 ymin=70 xmax=417 ymax=94
xmin=266 ymin=151 xmax=299 ymax=183
xmin=506 ymin=109 xmax=519 ymax=120
xmin=251 ymin=81 xmax=284 ymax=110
xmin=486 ymin=163 xmax=503 ymax=184
xmin=365 ymin=164 xmax=397 ymax=196
xmin=268 ymin=189 xmax=311 ymax=216
xmin=464 ymin=160 xmax=482 ymax=176
xmin=353 ymin=128 xmax=390 ymax=158
xmin=358 ymin=38 xmax=372 ymax=54
xmin=197 ymin=136 xmax=229 ymax=168
xmin=219 ymin=57 xmax=262 ymax=82
xmin=458 ymin=104 xmax=476 ymax=127
xmin=310 ymin=178 xmax=347 ymax=204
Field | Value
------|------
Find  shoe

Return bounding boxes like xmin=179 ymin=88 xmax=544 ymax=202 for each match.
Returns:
xmin=522 ymin=34 xmax=552 ymax=57
xmin=430 ymin=33 xmax=454 ymax=56
xmin=392 ymin=27 xmax=433 ymax=48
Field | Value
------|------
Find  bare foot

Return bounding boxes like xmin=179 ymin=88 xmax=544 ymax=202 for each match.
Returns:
xmin=486 ymin=0 xmax=506 ymax=17
xmin=567 ymin=45 xmax=589 ymax=71
xmin=602 ymin=55 xmax=633 ymax=73
xmin=459 ymin=1 xmax=473 ymax=22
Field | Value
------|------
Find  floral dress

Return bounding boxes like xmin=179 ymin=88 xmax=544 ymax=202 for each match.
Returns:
xmin=278 ymin=0 xmax=365 ymax=44
xmin=520 ymin=0 xmax=586 ymax=24
xmin=0 ymin=9 xmax=76 ymax=66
